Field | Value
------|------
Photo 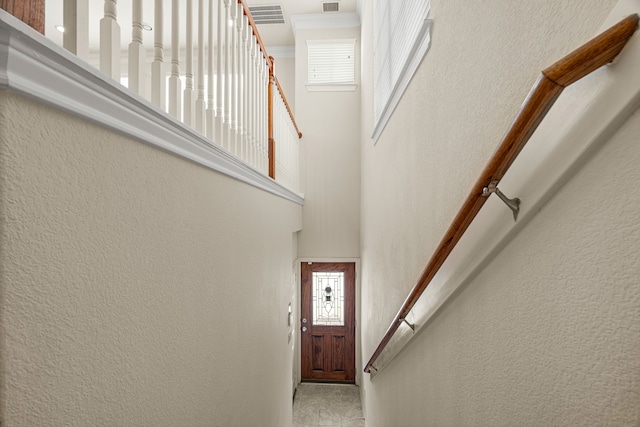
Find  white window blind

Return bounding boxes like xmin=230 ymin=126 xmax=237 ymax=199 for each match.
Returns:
xmin=373 ymin=0 xmax=431 ymax=142
xmin=307 ymin=39 xmax=356 ymax=85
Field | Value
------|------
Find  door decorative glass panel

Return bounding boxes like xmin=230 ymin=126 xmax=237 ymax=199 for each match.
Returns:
xmin=312 ymin=271 xmax=344 ymax=326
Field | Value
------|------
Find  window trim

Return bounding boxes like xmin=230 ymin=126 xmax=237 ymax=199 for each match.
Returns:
xmin=372 ymin=1 xmax=432 ymax=143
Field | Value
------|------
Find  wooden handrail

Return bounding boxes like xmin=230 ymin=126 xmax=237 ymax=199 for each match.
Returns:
xmin=275 ymin=76 xmax=303 ymax=139
xmin=364 ymin=13 xmax=639 ymax=375
xmin=0 ymin=0 xmax=44 ymax=33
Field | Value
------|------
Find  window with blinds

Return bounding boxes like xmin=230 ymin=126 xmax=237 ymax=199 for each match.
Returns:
xmin=372 ymin=0 xmax=432 ymax=142
xmin=307 ymin=39 xmax=356 ymax=86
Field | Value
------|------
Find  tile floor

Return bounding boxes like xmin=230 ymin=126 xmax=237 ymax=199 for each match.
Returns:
xmin=292 ymin=382 xmax=365 ymax=427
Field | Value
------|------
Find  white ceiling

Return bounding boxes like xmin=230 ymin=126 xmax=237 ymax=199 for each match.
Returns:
xmin=45 ymin=0 xmax=358 ymax=51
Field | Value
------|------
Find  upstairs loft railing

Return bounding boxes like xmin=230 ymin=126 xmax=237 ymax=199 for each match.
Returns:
xmin=364 ymin=13 xmax=639 ymax=375
xmin=1 ymin=0 xmax=302 ymax=192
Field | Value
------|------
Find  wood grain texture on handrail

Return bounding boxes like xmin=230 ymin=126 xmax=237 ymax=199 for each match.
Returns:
xmin=0 ymin=0 xmax=44 ymax=33
xmin=364 ymin=13 xmax=639 ymax=374
xmin=275 ymin=76 xmax=303 ymax=138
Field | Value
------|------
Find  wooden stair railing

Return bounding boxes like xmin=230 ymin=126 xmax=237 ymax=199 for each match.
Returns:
xmin=238 ymin=0 xmax=302 ymax=180
xmin=1 ymin=0 xmax=302 ymax=185
xmin=364 ymin=13 xmax=639 ymax=375
xmin=0 ymin=0 xmax=44 ymax=33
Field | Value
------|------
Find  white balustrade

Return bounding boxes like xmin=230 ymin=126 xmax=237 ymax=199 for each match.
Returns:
xmin=258 ymin=58 xmax=265 ymax=173
xmin=195 ymin=0 xmax=206 ymax=134
xmin=206 ymin=0 xmax=216 ymax=141
xmin=242 ymin=19 xmax=250 ymax=163
xmin=128 ymin=0 xmax=145 ymax=96
xmin=151 ymin=0 xmax=165 ymax=109
xmin=249 ymin=33 xmax=257 ymax=168
xmin=63 ymin=0 xmax=89 ymax=60
xmin=168 ymin=0 xmax=182 ymax=119
xmin=273 ymin=87 xmax=300 ymax=192
xmin=253 ymin=35 xmax=260 ymax=170
xmin=223 ymin=0 xmax=232 ymax=148
xmin=100 ymin=0 xmax=120 ymax=78
xmin=183 ymin=0 xmax=195 ymax=127
xmin=53 ymin=0 xmax=300 ymax=191
xmin=215 ymin=0 xmax=225 ymax=144
xmin=237 ymin=6 xmax=246 ymax=160
xmin=229 ymin=3 xmax=239 ymax=156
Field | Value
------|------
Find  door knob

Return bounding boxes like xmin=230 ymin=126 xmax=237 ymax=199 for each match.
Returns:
xmin=302 ymin=326 xmax=307 ymax=332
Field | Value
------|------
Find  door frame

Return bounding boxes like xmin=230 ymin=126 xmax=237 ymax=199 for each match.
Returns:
xmin=295 ymin=258 xmax=361 ymax=387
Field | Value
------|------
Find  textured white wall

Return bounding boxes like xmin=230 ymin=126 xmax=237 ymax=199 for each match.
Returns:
xmin=295 ymin=28 xmax=361 ymax=259
xmin=360 ymin=0 xmax=640 ymax=425
xmin=0 ymin=90 xmax=301 ymax=426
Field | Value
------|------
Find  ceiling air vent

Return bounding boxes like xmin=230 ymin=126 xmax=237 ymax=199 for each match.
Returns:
xmin=248 ymin=4 xmax=285 ymax=25
xmin=322 ymin=2 xmax=340 ymax=13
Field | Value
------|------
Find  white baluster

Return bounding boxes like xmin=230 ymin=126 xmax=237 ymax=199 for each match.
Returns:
xmin=252 ymin=54 xmax=262 ymax=170
xmin=246 ymin=34 xmax=252 ymax=167
xmin=128 ymin=0 xmax=146 ymax=96
xmin=236 ymin=4 xmax=245 ymax=160
xmin=274 ymin=95 xmax=279 ymax=179
xmin=195 ymin=0 xmax=206 ymax=134
xmin=251 ymin=35 xmax=258 ymax=168
xmin=215 ymin=0 xmax=225 ymax=145
xmin=206 ymin=0 xmax=216 ymax=140
xmin=242 ymin=16 xmax=250 ymax=164
xmin=277 ymin=97 xmax=285 ymax=185
xmin=256 ymin=53 xmax=262 ymax=170
xmin=223 ymin=0 xmax=232 ymax=149
xmin=260 ymin=58 xmax=267 ymax=173
xmin=183 ymin=0 xmax=194 ymax=127
xmin=63 ymin=0 xmax=89 ymax=60
xmin=151 ymin=0 xmax=165 ymax=109
xmin=100 ymin=0 xmax=121 ymax=79
xmin=168 ymin=0 xmax=182 ymax=119
xmin=255 ymin=55 xmax=261 ymax=169
xmin=229 ymin=3 xmax=238 ymax=155
xmin=293 ymin=110 xmax=300 ymax=191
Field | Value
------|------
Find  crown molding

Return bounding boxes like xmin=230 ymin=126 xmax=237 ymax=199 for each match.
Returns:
xmin=0 ymin=10 xmax=303 ymax=205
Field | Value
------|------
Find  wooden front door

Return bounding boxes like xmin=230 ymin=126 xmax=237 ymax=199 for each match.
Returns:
xmin=301 ymin=262 xmax=355 ymax=382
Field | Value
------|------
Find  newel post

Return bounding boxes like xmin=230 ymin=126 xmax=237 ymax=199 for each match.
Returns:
xmin=268 ymin=56 xmax=275 ymax=179
xmin=0 ymin=0 xmax=45 ymax=33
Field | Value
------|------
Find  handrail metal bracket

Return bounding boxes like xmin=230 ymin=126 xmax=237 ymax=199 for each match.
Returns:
xmin=482 ymin=180 xmax=521 ymax=221
xmin=400 ymin=317 xmax=415 ymax=332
